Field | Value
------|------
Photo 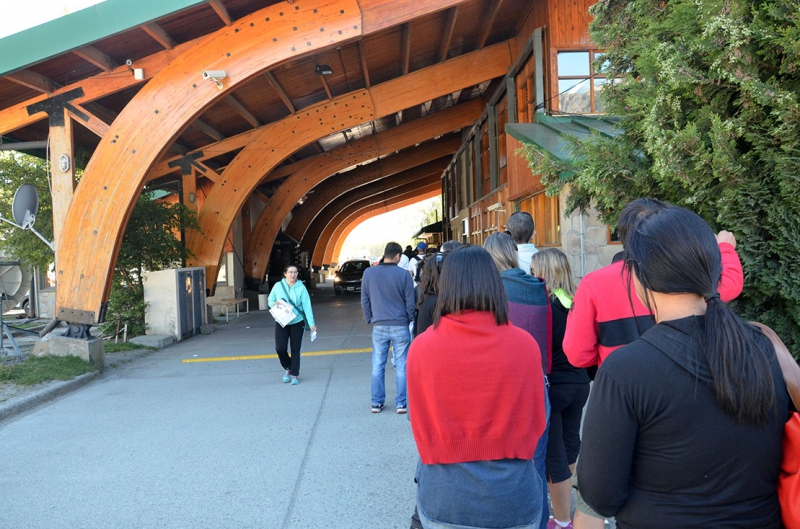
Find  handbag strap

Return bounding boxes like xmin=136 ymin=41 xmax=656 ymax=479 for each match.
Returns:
xmin=751 ymin=322 xmax=800 ymax=410
xmin=279 ymin=280 xmax=305 ymax=318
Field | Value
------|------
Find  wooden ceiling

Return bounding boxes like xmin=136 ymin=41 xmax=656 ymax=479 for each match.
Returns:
xmin=0 ymin=0 xmax=531 ymax=200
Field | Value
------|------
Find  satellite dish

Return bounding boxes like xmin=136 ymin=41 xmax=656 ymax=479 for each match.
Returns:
xmin=0 ymin=259 xmax=32 ymax=315
xmin=12 ymin=183 xmax=39 ymax=229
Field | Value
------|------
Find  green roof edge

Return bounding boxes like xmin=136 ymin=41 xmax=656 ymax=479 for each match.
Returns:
xmin=0 ymin=0 xmax=206 ymax=77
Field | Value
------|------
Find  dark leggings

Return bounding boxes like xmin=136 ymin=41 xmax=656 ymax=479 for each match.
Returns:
xmin=545 ymin=382 xmax=590 ymax=483
xmin=275 ymin=321 xmax=304 ymax=376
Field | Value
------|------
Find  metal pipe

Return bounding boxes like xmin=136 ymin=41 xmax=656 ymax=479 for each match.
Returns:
xmin=0 ymin=141 xmax=48 ymax=151
xmin=579 ymin=212 xmax=586 ymax=277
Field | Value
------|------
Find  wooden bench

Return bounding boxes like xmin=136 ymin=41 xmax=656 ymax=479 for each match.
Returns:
xmin=206 ymin=286 xmax=249 ymax=323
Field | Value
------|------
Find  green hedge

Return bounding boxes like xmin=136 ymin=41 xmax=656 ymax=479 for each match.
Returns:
xmin=524 ymin=0 xmax=800 ymax=354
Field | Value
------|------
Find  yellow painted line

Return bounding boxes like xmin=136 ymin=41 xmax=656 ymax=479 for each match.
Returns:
xmin=182 ymin=347 xmax=372 ymax=363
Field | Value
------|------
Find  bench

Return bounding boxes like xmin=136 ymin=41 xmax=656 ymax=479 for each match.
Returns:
xmin=206 ymin=286 xmax=249 ymax=323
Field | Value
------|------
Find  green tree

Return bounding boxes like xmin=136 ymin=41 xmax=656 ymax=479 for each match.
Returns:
xmin=522 ymin=0 xmax=800 ymax=350
xmin=101 ymin=194 xmax=201 ymax=337
xmin=0 ymin=152 xmax=54 ymax=270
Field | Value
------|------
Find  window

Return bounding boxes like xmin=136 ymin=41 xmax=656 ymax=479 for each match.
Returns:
xmin=557 ymin=51 xmax=610 ymax=114
xmin=519 ymin=193 xmax=561 ymax=247
xmin=497 ymin=95 xmax=508 ymax=186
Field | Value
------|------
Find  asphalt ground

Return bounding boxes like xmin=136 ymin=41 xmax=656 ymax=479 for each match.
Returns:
xmin=0 ymin=280 xmax=420 ymax=529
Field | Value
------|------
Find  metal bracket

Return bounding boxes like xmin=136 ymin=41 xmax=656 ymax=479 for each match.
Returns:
xmin=26 ymin=87 xmax=88 ymax=127
xmin=58 ymin=307 xmax=96 ymax=325
xmin=167 ymin=151 xmax=206 ymax=176
xmin=63 ymin=324 xmax=92 ymax=339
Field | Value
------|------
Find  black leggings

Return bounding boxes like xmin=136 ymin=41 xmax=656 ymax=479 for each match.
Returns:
xmin=545 ymin=382 xmax=590 ymax=483
xmin=275 ymin=321 xmax=304 ymax=376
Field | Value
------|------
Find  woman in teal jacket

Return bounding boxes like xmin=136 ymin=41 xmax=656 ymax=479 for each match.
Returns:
xmin=267 ymin=265 xmax=316 ymax=385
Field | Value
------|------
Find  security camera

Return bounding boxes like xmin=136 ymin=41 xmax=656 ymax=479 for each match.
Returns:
xmin=125 ymin=59 xmax=133 ymax=66
xmin=202 ymin=70 xmax=227 ymax=80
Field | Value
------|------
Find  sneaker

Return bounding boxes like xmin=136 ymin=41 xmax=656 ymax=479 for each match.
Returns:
xmin=371 ymin=403 xmax=384 ymax=413
xmin=282 ymin=369 xmax=291 ymax=383
xmin=396 ymin=405 xmax=407 ymax=414
xmin=291 ymin=376 xmax=299 ymax=385
xmin=546 ymin=519 xmax=573 ymax=529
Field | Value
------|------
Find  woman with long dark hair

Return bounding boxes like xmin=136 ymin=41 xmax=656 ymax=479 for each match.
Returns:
xmin=413 ymin=253 xmax=443 ymax=337
xmin=407 ymin=245 xmax=547 ymax=528
xmin=578 ymin=205 xmax=790 ymax=528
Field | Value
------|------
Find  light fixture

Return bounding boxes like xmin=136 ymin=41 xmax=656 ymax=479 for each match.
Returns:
xmin=315 ymin=64 xmax=333 ymax=75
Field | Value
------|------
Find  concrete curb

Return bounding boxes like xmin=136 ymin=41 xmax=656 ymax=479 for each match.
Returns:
xmin=0 ymin=372 xmax=98 ymax=424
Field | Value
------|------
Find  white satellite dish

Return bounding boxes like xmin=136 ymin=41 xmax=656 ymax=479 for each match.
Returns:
xmin=0 ymin=184 xmax=53 ymax=251
xmin=12 ymin=183 xmax=39 ymax=229
xmin=0 ymin=258 xmax=32 ymax=315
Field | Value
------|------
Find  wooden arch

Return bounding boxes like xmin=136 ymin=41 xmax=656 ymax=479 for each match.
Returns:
xmin=189 ymin=42 xmax=511 ymax=285
xmin=284 ymin=150 xmax=453 ymax=243
xmin=54 ymin=0 xmax=471 ymax=323
xmin=243 ymin=98 xmax=483 ymax=282
xmin=311 ymin=176 xmax=441 ymax=265
xmin=296 ymin=154 xmax=453 ymax=260
xmin=324 ymin=184 xmax=442 ymax=264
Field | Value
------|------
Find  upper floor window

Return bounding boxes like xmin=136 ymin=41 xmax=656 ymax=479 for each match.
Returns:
xmin=557 ymin=51 xmax=610 ymax=114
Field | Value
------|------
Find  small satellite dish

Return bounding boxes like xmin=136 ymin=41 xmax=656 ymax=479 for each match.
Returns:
xmin=12 ymin=183 xmax=39 ymax=229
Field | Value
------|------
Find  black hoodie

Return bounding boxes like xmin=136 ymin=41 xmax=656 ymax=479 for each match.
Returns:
xmin=578 ymin=316 xmax=789 ymax=529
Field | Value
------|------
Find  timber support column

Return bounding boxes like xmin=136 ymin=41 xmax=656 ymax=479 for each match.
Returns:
xmin=50 ymin=107 xmax=76 ymax=254
xmin=28 ymin=88 xmax=98 ymax=335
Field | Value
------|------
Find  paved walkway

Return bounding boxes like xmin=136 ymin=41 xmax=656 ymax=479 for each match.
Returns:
xmin=0 ymin=281 xmax=419 ymax=528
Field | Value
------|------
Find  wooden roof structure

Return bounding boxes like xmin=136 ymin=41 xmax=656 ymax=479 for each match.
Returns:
xmin=0 ymin=0 xmax=537 ymax=326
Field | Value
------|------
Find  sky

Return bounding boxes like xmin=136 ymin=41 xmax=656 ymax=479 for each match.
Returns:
xmin=0 ymin=0 xmax=106 ymax=39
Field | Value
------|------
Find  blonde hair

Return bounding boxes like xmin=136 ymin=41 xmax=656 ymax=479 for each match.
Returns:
xmin=483 ymin=232 xmax=519 ymax=272
xmin=530 ymin=248 xmax=576 ymax=299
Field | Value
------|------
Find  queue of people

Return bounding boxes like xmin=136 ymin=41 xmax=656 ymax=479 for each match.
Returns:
xmin=399 ymin=202 xmax=795 ymax=529
xmin=265 ymin=198 xmax=796 ymax=529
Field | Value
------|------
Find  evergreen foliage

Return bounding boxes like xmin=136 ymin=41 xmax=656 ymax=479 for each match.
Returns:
xmin=523 ymin=0 xmax=800 ymax=352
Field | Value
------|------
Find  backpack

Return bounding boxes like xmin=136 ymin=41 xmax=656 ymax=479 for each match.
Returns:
xmin=412 ymin=255 xmax=423 ymax=283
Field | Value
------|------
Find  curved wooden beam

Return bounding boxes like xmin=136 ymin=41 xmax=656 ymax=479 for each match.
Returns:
xmin=56 ymin=0 xmax=365 ymax=322
xmin=242 ymin=99 xmax=481 ymax=281
xmin=298 ymin=157 xmax=448 ymax=266
xmin=284 ymin=136 xmax=459 ymax=242
xmin=312 ymin=177 xmax=441 ymax=265
xmin=187 ymin=42 xmax=511 ymax=284
xmin=54 ymin=0 xmax=498 ymax=323
xmin=324 ymin=183 xmax=441 ymax=265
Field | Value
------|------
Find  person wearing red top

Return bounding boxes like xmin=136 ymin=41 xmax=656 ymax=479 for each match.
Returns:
xmin=563 ymin=198 xmax=745 ymax=529
xmin=408 ymin=245 xmax=547 ymax=529
xmin=564 ymin=204 xmax=744 ymax=370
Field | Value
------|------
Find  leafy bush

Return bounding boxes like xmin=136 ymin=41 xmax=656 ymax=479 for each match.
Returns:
xmin=99 ymin=194 xmax=201 ymax=337
xmin=523 ymin=0 xmax=800 ymax=353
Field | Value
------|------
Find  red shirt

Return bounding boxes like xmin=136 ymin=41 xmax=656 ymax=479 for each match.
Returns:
xmin=408 ymin=311 xmax=546 ymax=465
xmin=563 ymin=242 xmax=744 ymax=368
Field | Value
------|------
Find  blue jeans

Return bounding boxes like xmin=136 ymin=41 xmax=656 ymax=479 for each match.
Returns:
xmin=533 ymin=381 xmax=551 ymax=528
xmin=371 ymin=325 xmax=410 ymax=408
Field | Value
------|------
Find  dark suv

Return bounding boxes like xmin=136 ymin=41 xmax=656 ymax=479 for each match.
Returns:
xmin=334 ymin=260 xmax=371 ymax=295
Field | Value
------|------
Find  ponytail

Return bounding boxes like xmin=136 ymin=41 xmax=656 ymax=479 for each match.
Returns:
xmin=703 ymin=296 xmax=775 ymax=425
xmin=625 ymin=205 xmax=776 ymax=426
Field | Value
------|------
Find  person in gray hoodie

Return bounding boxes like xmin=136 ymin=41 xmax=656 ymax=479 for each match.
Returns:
xmin=361 ymin=242 xmax=416 ymax=414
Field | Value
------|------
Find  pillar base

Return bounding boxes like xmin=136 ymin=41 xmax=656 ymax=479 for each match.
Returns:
xmin=32 ymin=336 xmax=104 ymax=371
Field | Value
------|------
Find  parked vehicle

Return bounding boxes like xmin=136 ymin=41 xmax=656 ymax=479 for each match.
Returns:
xmin=333 ymin=259 xmax=371 ymax=295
